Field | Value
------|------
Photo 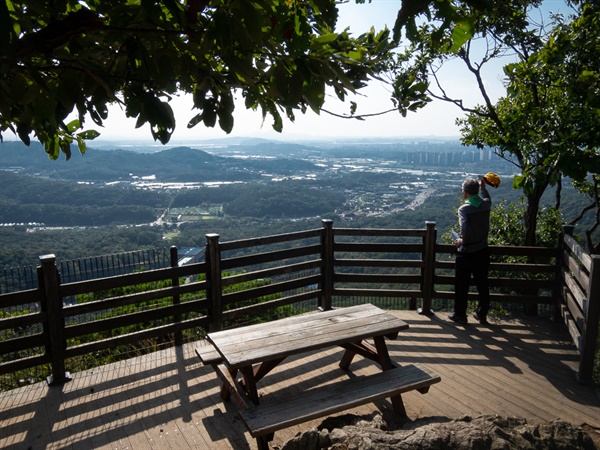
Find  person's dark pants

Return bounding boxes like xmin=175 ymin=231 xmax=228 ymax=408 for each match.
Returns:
xmin=454 ymin=247 xmax=490 ymax=317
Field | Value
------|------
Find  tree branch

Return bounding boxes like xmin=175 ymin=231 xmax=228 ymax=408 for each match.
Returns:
xmin=459 ymin=44 xmax=505 ymax=133
xmin=320 ymin=107 xmax=397 ymax=120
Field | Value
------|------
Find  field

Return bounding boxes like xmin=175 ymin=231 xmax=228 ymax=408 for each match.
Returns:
xmin=164 ymin=206 xmax=223 ymax=223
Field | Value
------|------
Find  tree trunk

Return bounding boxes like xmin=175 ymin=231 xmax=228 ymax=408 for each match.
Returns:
xmin=523 ymin=184 xmax=546 ymax=315
xmin=555 ymin=178 xmax=562 ymax=210
xmin=524 ymin=191 xmax=541 ymax=247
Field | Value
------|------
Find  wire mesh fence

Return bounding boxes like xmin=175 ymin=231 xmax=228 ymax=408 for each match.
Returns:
xmin=1 ymin=248 xmax=173 ymax=293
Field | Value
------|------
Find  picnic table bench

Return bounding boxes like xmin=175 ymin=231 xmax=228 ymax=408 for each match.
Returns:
xmin=196 ymin=304 xmax=441 ymax=449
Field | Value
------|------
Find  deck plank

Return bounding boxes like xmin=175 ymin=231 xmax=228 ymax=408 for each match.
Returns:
xmin=1 ymin=311 xmax=599 ymax=450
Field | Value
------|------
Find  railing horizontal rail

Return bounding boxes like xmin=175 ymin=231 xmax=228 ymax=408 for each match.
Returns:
xmin=220 ymin=244 xmax=321 ymax=271
xmin=220 ymin=260 xmax=321 ymax=288
xmin=0 ymin=354 xmax=49 ymax=376
xmin=564 ymin=234 xmax=592 ymax=270
xmin=1 ymin=333 xmax=46 ymax=355
xmin=492 ymin=278 xmax=555 ymax=289
xmin=64 ymin=304 xmax=205 ymax=341
xmin=436 ymin=243 xmax=558 ymax=257
xmin=333 ymin=288 xmax=422 ymax=298
xmin=563 ymin=249 xmax=590 ymax=289
xmin=222 ymin=275 xmax=320 ymax=305
xmin=488 ymin=245 xmax=558 ymax=257
xmin=177 ymin=281 xmax=208 ymax=296
xmin=336 ymin=258 xmax=424 ymax=268
xmin=60 ymin=266 xmax=180 ymax=297
xmin=435 ymin=259 xmax=557 ymax=274
xmin=334 ymin=228 xmax=427 ymax=237
xmin=0 ymin=288 xmax=42 ymax=308
xmin=433 ymin=290 xmax=555 ymax=304
xmin=562 ymin=270 xmax=586 ymax=312
xmin=0 ymin=311 xmax=46 ymax=331
xmin=334 ymin=273 xmax=422 ymax=284
xmin=65 ymin=317 xmax=208 ymax=359
xmin=334 ymin=242 xmax=424 ymax=253
xmin=562 ymin=284 xmax=585 ymax=332
xmin=489 ymin=262 xmax=557 ymax=273
xmin=219 ymin=228 xmax=322 ymax=251
xmin=175 ymin=261 xmax=207 ymax=277
xmin=434 ymin=274 xmax=555 ymax=290
xmin=220 ymin=291 xmax=319 ymax=323
xmin=62 ymin=287 xmax=177 ymax=318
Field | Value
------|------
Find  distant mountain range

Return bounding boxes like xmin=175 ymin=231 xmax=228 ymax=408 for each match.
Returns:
xmin=88 ymin=135 xmax=462 ymax=151
xmin=0 ymin=141 xmax=321 ymax=182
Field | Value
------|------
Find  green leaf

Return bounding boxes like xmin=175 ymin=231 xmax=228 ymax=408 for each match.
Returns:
xmin=76 ymin=135 xmax=87 ymax=155
xmin=60 ymin=140 xmax=72 ymax=160
xmin=202 ymin=104 xmax=217 ymax=128
xmin=346 ymin=51 xmax=363 ymax=61
xmin=153 ymin=127 xmax=171 ymax=145
xmin=237 ymin=1 xmax=264 ymax=43
xmin=513 ymin=175 xmax=526 ymax=189
xmin=218 ymin=110 xmax=234 ymax=133
xmin=45 ymin=137 xmax=60 ymax=160
xmin=16 ymin=123 xmax=31 ymax=146
xmin=0 ymin=0 xmax=14 ymax=50
xmin=187 ymin=113 xmax=203 ymax=129
xmin=449 ymin=18 xmax=474 ymax=53
xmin=303 ymin=81 xmax=325 ymax=114
xmin=78 ymin=130 xmax=100 ymax=140
xmin=314 ymin=33 xmax=338 ymax=45
xmin=65 ymin=119 xmax=81 ymax=133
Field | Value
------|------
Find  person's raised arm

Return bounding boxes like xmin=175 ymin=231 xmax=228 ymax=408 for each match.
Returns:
xmin=479 ymin=179 xmax=491 ymax=200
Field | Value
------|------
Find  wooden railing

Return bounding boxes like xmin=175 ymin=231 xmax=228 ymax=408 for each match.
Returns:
xmin=559 ymin=226 xmax=600 ymax=382
xmin=1 ymin=221 xmax=598 ymax=386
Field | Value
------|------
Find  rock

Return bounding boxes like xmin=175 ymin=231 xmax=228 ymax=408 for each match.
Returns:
xmin=279 ymin=415 xmax=599 ymax=450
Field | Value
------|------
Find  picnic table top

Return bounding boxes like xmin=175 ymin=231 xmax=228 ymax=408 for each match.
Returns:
xmin=207 ymin=303 xmax=409 ymax=369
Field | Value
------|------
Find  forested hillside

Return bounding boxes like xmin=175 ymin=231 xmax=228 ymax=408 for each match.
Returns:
xmin=0 ymin=141 xmax=321 ymax=182
xmin=0 ymin=172 xmax=167 ymax=226
xmin=0 ymin=171 xmax=346 ymax=227
xmin=0 ymin=226 xmax=165 ymax=268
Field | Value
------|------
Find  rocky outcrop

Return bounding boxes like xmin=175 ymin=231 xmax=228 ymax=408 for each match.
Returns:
xmin=280 ymin=414 xmax=600 ymax=450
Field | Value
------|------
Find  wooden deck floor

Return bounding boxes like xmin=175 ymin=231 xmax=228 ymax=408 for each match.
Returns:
xmin=1 ymin=310 xmax=599 ymax=450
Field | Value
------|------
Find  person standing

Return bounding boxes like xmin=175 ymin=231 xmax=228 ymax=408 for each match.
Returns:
xmin=449 ymin=177 xmax=492 ymax=324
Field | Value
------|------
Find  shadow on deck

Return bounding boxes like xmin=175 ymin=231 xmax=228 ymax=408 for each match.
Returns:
xmin=1 ymin=311 xmax=599 ymax=450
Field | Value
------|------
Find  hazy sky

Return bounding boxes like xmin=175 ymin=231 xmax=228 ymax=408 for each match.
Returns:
xmin=15 ymin=0 xmax=572 ymax=144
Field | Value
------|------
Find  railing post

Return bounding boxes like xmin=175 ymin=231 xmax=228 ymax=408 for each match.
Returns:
xmin=206 ymin=234 xmax=224 ymax=332
xmin=320 ymin=220 xmax=334 ymax=311
xmin=578 ymin=254 xmax=600 ymax=383
xmin=419 ymin=221 xmax=436 ymax=316
xmin=39 ymin=254 xmax=70 ymax=385
xmin=170 ymin=246 xmax=182 ymax=346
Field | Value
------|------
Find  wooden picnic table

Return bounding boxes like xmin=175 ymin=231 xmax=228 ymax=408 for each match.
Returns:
xmin=196 ymin=303 xmax=440 ymax=449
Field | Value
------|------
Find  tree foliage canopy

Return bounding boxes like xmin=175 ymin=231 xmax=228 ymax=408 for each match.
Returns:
xmin=1 ymin=0 xmax=397 ymax=158
xmin=1 ymin=0 xmax=494 ymax=160
xmin=391 ymin=0 xmax=600 ymax=247
xmin=0 ymin=0 xmax=391 ymax=158
xmin=458 ymin=0 xmax=600 ymax=246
